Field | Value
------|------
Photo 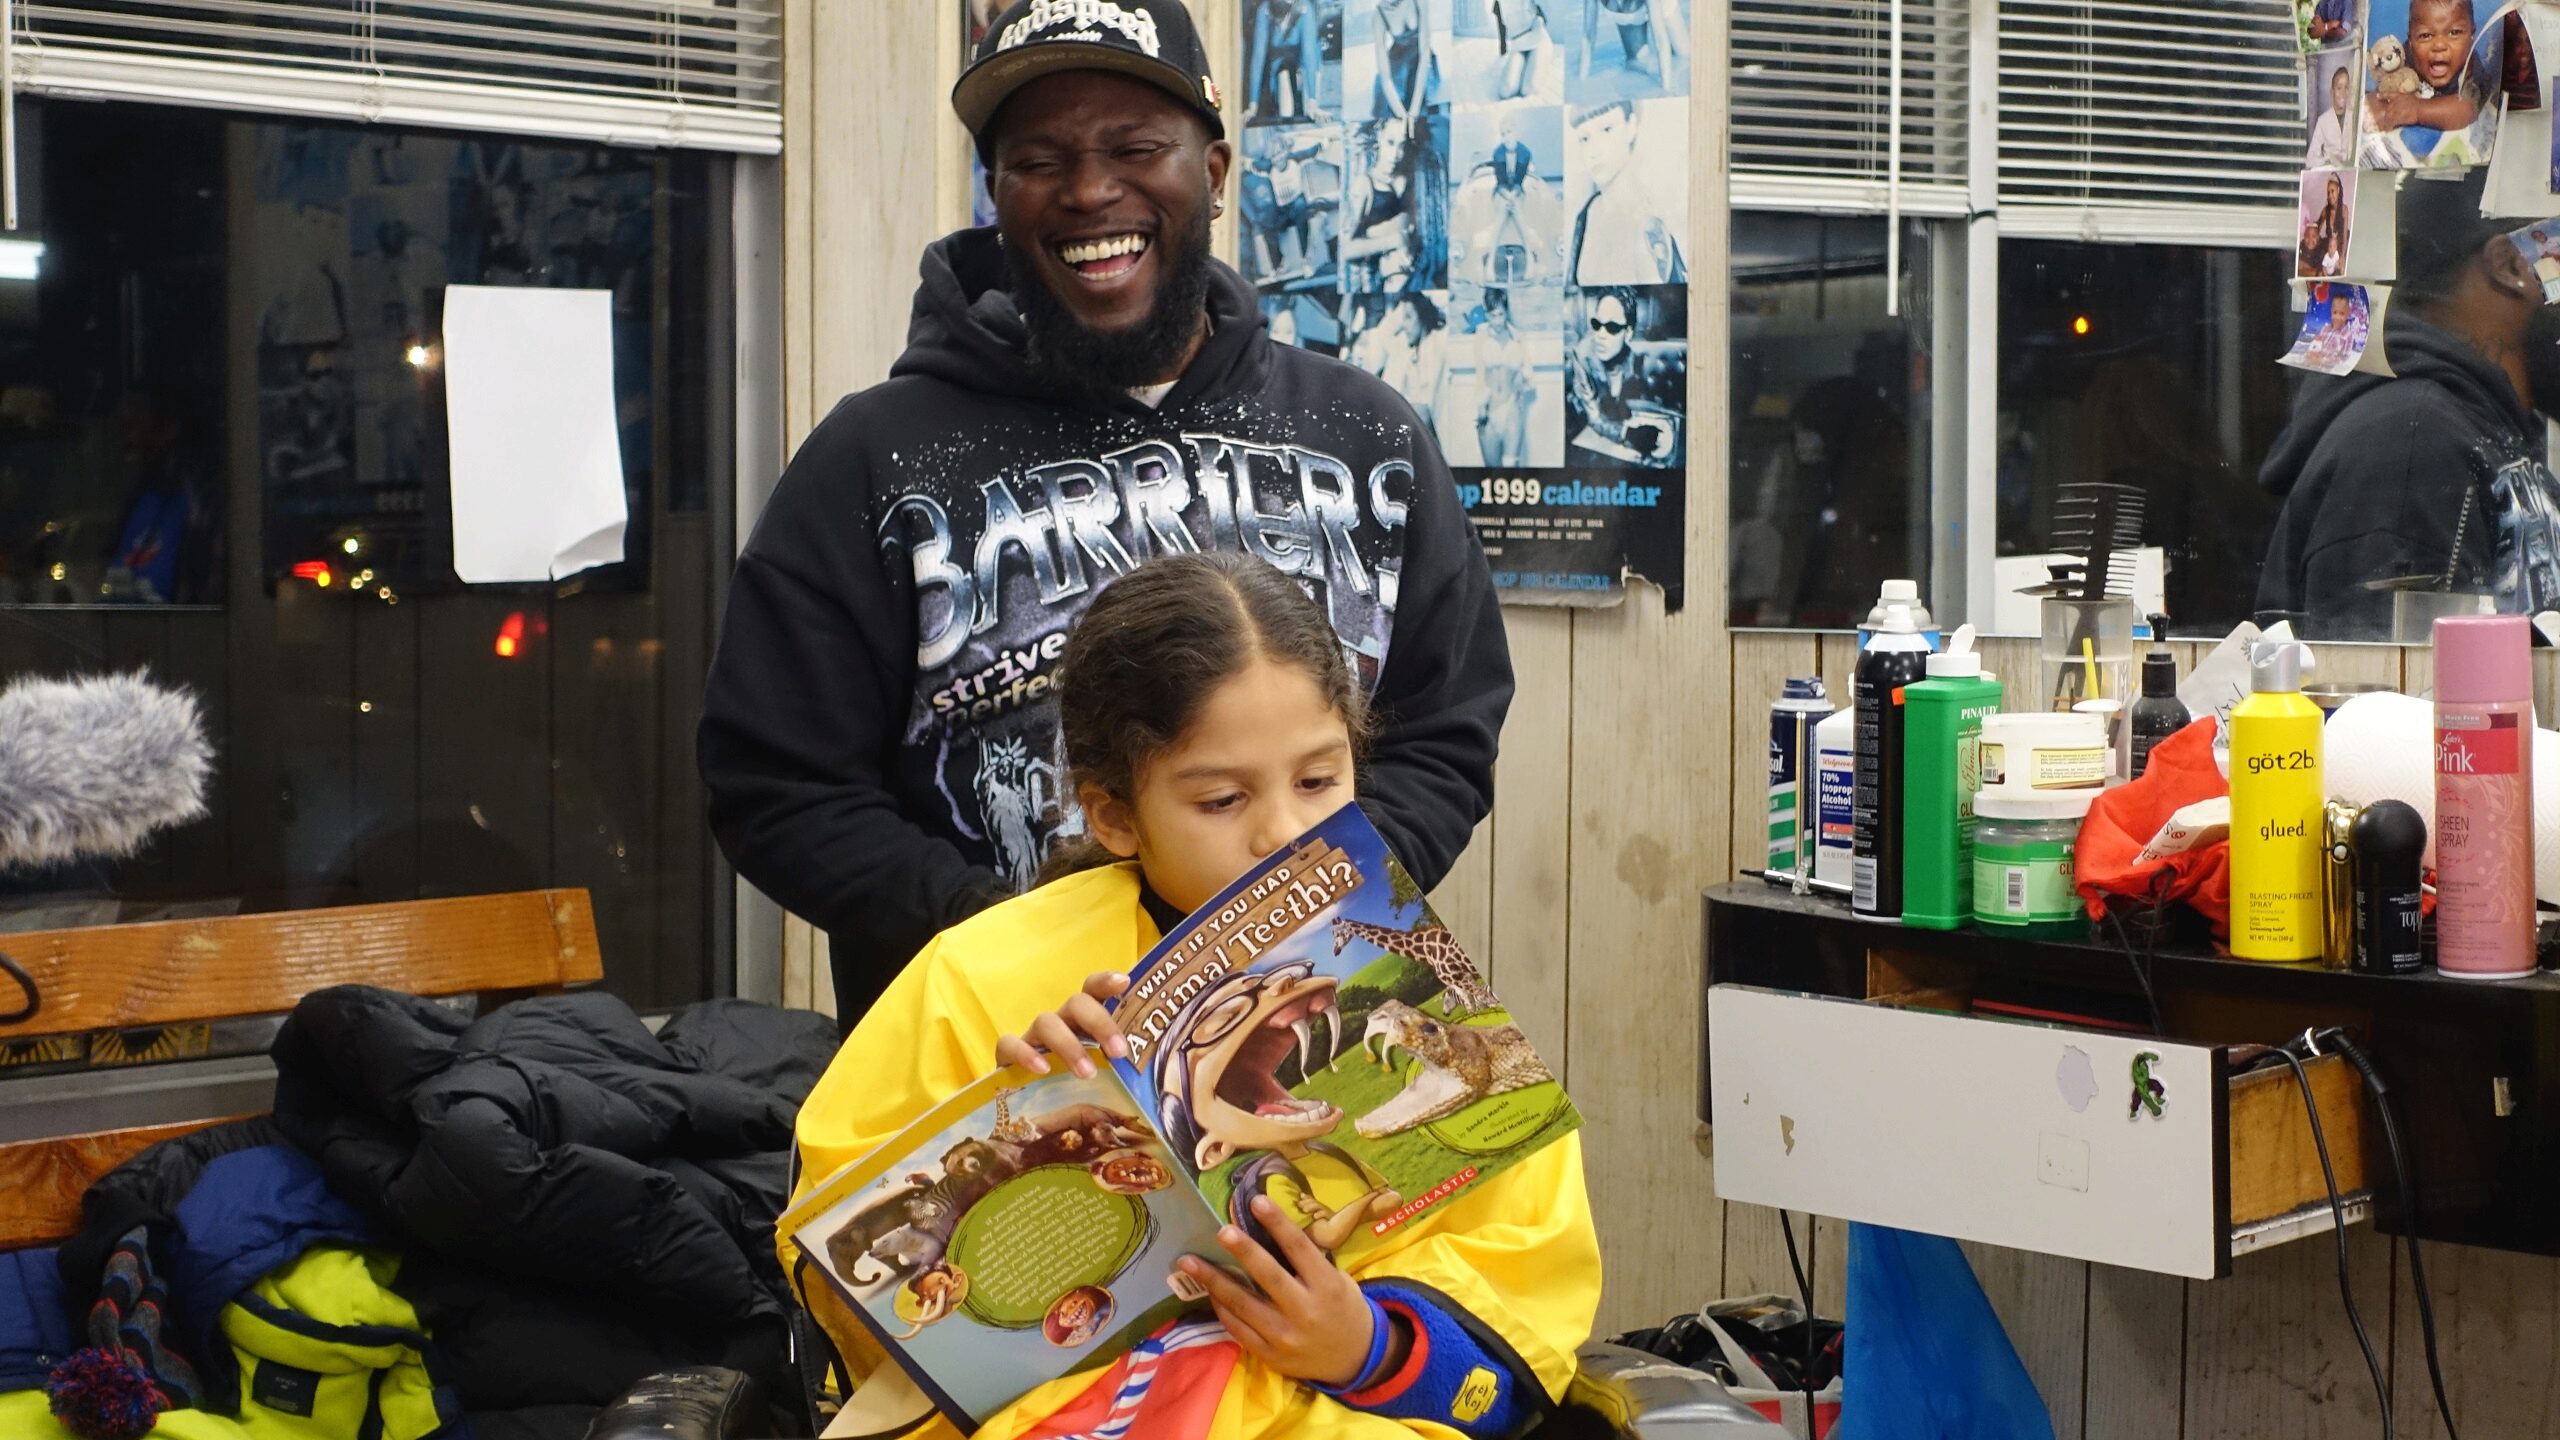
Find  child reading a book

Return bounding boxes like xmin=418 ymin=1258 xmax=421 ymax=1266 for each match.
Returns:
xmin=785 ymin=552 xmax=1600 ymax=1439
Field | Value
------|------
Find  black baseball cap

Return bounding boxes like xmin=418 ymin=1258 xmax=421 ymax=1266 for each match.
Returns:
xmin=953 ymin=0 xmax=1226 ymax=151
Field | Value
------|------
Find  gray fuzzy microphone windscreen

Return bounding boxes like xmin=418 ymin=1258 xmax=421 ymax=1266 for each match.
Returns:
xmin=0 ymin=670 xmax=212 ymax=872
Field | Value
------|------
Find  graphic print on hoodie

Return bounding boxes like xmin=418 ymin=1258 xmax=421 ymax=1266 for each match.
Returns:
xmin=2258 ymin=312 xmax=2560 ymax=636
xmin=700 ymin=230 xmax=1510 ymax=1005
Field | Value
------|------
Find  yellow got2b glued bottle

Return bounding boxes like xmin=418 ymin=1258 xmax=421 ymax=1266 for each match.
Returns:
xmin=2229 ymin=641 xmax=2325 ymax=961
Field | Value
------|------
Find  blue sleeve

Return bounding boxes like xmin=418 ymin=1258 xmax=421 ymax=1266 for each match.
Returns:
xmin=1312 ymin=1278 xmax=1550 ymax=1439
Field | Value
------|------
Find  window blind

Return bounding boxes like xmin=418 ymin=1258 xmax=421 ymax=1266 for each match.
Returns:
xmin=1731 ymin=0 xmax=1970 ymax=218
xmin=11 ymin=1 xmax=781 ymax=153
xmin=1996 ymin=0 xmax=2297 ymax=240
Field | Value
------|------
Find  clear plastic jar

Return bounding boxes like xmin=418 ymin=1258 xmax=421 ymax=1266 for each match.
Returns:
xmin=1972 ymin=792 xmax=2094 ymax=939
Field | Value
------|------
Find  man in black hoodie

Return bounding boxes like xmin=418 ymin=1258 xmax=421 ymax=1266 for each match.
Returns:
xmin=700 ymin=0 xmax=1512 ymax=1021
xmin=2259 ymin=171 xmax=2560 ymax=638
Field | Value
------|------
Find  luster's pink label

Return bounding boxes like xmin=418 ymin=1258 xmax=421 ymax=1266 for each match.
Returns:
xmin=2438 ymin=712 xmax=2521 ymax=776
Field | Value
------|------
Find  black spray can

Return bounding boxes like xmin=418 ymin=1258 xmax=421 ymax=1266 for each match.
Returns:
xmin=2349 ymin=800 xmax=2427 ymax=976
xmin=1852 ymin=602 xmax=1934 ymax=918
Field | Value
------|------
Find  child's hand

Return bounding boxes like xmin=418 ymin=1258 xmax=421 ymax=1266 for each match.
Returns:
xmin=1179 ymin=1196 xmax=1393 ymax=1390
xmin=994 ymin=972 xmax=1130 ymax=1078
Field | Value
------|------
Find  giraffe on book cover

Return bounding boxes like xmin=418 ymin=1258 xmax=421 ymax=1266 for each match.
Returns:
xmin=1331 ymin=917 xmax=1501 ymax=1016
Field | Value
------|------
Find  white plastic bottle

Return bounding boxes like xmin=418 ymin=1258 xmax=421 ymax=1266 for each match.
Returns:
xmin=1813 ymin=705 xmax=1857 ymax=890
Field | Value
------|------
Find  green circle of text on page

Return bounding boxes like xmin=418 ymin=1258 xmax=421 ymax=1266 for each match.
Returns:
xmin=1424 ymin=1080 xmax=1571 ymax=1155
xmin=946 ymin=1166 xmax=1150 ymax=1328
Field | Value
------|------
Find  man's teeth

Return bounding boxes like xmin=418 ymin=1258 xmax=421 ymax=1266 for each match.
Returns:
xmin=1060 ymin=234 xmax=1148 ymax=265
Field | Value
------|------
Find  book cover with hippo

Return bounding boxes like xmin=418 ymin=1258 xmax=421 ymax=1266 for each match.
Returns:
xmin=1108 ymin=802 xmax=1580 ymax=1267
xmin=782 ymin=1059 xmax=1227 ymax=1428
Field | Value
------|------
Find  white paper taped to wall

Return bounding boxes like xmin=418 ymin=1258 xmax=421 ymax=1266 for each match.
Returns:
xmin=443 ymin=284 xmax=627 ymax=584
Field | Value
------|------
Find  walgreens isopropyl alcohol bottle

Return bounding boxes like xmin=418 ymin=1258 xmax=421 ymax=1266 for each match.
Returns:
xmin=2229 ymin=640 xmax=2325 ymax=961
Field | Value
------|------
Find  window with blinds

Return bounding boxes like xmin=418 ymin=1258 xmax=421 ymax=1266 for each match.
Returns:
xmin=11 ymin=1 xmax=781 ymax=153
xmin=1996 ymin=0 xmax=2299 ymax=234
xmin=1731 ymin=0 xmax=1970 ymax=216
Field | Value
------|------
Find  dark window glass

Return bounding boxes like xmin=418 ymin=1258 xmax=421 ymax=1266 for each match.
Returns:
xmin=1996 ymin=240 xmax=2293 ymax=637
xmin=1729 ymin=211 xmax=1934 ymax=628
xmin=0 ymin=99 xmax=729 ymax=1010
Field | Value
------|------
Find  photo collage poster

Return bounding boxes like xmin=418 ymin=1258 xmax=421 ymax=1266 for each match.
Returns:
xmin=1237 ymin=0 xmax=1692 ymax=608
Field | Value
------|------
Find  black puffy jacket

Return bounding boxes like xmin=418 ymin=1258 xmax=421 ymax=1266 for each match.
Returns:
xmin=269 ymin=986 xmax=838 ymax=1417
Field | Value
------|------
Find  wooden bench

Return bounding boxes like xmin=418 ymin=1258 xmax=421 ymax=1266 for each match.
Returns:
xmin=0 ymin=889 xmax=604 ymax=1250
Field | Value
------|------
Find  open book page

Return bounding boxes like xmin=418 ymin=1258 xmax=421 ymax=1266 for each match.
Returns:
xmin=781 ymin=1055 xmax=1228 ymax=1430
xmin=1107 ymin=804 xmax=1581 ymax=1267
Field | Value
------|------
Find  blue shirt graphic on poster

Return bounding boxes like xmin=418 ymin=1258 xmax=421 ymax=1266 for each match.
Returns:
xmin=1238 ymin=0 xmax=1690 ymax=608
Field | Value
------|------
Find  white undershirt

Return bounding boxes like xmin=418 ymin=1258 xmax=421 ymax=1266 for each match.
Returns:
xmin=1128 ymin=380 xmax=1177 ymax=408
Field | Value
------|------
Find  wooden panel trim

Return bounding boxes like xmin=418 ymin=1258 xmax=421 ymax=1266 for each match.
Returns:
xmin=0 ymin=889 xmax=603 ymax=1041
xmin=0 ymin=1117 xmax=251 ymax=1249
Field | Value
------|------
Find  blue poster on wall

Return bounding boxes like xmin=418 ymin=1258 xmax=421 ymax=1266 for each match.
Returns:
xmin=1237 ymin=0 xmax=1691 ymax=609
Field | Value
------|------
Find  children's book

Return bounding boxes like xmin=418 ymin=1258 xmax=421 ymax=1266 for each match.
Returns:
xmin=779 ymin=803 xmax=1580 ymax=1431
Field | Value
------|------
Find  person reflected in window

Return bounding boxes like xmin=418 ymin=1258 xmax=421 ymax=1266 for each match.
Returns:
xmin=2307 ymin=63 xmax=2354 ymax=169
xmin=2259 ymin=171 xmax=2560 ymax=636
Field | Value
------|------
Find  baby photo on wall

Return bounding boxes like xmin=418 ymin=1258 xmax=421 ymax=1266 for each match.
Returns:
xmin=2306 ymin=44 xmax=2360 ymax=168
xmin=1443 ymin=282 xmax=1564 ymax=467
xmin=2297 ymin=169 xmax=2354 ymax=278
xmin=1344 ymin=0 xmax=1450 ymax=129
xmin=1556 ymin=0 xmax=1691 ymax=105
xmin=2298 ymin=0 xmax=2359 ymax=52
xmin=2504 ymin=219 xmax=2560 ymax=303
xmin=1565 ymin=97 xmax=1688 ymax=286
xmin=1239 ymin=125 xmax=1345 ymax=291
xmin=2280 ymin=281 xmax=2372 ymax=374
xmin=1444 ymin=0 xmax=1565 ymax=107
xmin=1244 ymin=0 xmax=1346 ymax=124
xmin=1448 ymin=103 xmax=1566 ymax=287
xmin=2361 ymin=0 xmax=2501 ymax=169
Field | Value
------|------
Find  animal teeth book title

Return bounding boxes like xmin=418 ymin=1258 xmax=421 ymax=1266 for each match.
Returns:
xmin=1111 ymin=803 xmax=1579 ymax=1264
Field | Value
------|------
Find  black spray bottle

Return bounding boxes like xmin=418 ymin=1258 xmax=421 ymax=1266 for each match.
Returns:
xmin=2127 ymin=615 xmax=2190 ymax=779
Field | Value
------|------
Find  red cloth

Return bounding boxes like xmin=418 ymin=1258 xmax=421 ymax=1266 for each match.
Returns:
xmin=2072 ymin=717 xmax=2232 ymax=938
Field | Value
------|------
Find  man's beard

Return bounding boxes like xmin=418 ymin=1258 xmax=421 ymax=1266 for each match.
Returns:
xmin=2527 ymin=303 xmax=2560 ymax=421
xmin=1004 ymin=205 xmax=1214 ymax=397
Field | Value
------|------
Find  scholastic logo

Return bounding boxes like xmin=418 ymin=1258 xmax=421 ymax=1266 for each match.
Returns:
xmin=998 ymin=0 xmax=1162 ymax=55
xmin=1372 ymin=1165 xmax=1479 ymax=1234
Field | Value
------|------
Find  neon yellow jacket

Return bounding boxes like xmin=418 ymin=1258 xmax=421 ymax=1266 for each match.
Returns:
xmin=784 ymin=864 xmax=1601 ymax=1440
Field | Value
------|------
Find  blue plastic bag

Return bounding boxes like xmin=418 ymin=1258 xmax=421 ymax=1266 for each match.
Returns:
xmin=1841 ymin=1224 xmax=2056 ymax=1440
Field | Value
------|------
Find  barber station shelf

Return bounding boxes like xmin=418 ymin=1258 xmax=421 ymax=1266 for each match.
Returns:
xmin=1701 ymin=883 xmax=2560 ymax=1277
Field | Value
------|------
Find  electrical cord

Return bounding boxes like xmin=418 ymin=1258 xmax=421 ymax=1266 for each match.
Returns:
xmin=2275 ymin=1043 xmax=2392 ymax=1439
xmin=2318 ymin=1027 xmax=2459 ymax=1440
xmin=1777 ymin=1211 xmax=1820 ymax=1436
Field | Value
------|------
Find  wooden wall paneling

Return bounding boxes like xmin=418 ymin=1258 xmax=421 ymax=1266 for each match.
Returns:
xmin=349 ymin=599 xmax=422 ymax=905
xmin=1962 ymin=1241 xmax=2091 ymax=1440
xmin=1561 ymin=0 xmax=1730 ymax=1334
xmin=550 ymin=586 xmax=663 ymax=1002
xmin=2388 ymin=1242 xmax=2560 ymax=1439
xmin=1979 ymin=635 xmax=2043 ymax=712
xmin=1429 ymin=827 xmax=1494 ymax=982
xmin=2181 ymin=1228 xmax=2394 ymax=1440
xmin=414 ymin=595 xmax=554 ymax=906
xmin=1490 ymin=609 xmax=1573 ymax=1068
xmin=159 ymin=610 xmax=235 ymax=898
xmin=655 ymin=518 xmax=716 ymax=1002
xmin=2310 ymin=643 xmax=2404 ymax=695
xmin=2084 ymin=1264 xmax=2189 ymax=1440
xmin=2539 ymin=649 xmax=2559 ymax=726
xmin=1817 ymin=632 xmax=1859 ymax=697
xmin=781 ymin=0 xmax=816 ymax=441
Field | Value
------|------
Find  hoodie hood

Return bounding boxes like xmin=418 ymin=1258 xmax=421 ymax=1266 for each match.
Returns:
xmin=888 ymin=227 xmax=1271 ymax=409
xmin=2259 ymin=311 xmax=2533 ymax=498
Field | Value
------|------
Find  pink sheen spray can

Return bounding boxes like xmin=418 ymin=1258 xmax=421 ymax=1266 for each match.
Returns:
xmin=2433 ymin=615 xmax=2536 ymax=979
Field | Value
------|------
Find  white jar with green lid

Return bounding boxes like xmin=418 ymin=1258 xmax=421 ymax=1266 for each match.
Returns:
xmin=1973 ymin=789 xmax=2096 ymax=939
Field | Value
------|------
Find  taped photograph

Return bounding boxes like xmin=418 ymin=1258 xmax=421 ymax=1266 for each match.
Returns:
xmin=1449 ymin=103 xmax=1566 ymax=287
xmin=2298 ymin=0 xmax=2358 ymax=51
xmin=2306 ymin=44 xmax=2359 ymax=169
xmin=2505 ymin=219 xmax=2560 ymax=303
xmin=2279 ymin=281 xmax=2370 ymax=375
xmin=2361 ymin=0 xmax=2501 ymax=169
xmin=2297 ymin=169 xmax=2353 ymax=278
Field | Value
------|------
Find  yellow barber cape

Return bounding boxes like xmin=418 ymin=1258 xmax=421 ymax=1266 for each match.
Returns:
xmin=0 ymin=1390 xmax=259 ymax=1440
xmin=785 ymin=864 xmax=1603 ymax=1440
